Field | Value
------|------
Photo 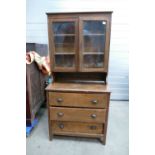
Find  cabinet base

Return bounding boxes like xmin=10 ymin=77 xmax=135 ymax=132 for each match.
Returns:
xmin=49 ymin=133 xmax=106 ymax=145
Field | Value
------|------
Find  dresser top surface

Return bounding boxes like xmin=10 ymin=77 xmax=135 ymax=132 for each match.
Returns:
xmin=46 ymin=11 xmax=113 ymax=15
xmin=46 ymin=82 xmax=110 ymax=93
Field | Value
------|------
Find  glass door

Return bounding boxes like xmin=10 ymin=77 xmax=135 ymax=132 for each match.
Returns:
xmin=79 ymin=17 xmax=109 ymax=72
xmin=49 ymin=18 xmax=78 ymax=71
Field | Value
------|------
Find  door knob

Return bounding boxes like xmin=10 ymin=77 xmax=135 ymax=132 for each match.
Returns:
xmin=57 ymin=112 xmax=64 ymax=117
xmin=57 ymin=98 xmax=63 ymax=103
xmin=91 ymin=114 xmax=97 ymax=119
xmin=89 ymin=125 xmax=97 ymax=130
xmin=58 ymin=123 xmax=64 ymax=129
xmin=91 ymin=99 xmax=98 ymax=104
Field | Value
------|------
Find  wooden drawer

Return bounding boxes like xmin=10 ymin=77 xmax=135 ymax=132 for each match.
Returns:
xmin=50 ymin=107 xmax=106 ymax=123
xmin=52 ymin=121 xmax=103 ymax=134
xmin=48 ymin=92 xmax=108 ymax=108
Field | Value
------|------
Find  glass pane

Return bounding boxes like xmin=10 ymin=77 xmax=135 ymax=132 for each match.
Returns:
xmin=82 ymin=20 xmax=106 ymax=68
xmin=84 ymin=35 xmax=105 ymax=53
xmin=54 ymin=36 xmax=75 ymax=53
xmin=83 ymin=21 xmax=106 ymax=34
xmin=53 ymin=22 xmax=75 ymax=34
xmin=55 ymin=55 xmax=75 ymax=67
xmin=83 ymin=55 xmax=104 ymax=68
xmin=52 ymin=22 xmax=76 ymax=53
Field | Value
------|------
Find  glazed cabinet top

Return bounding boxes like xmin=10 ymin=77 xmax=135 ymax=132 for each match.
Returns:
xmin=47 ymin=12 xmax=112 ymax=73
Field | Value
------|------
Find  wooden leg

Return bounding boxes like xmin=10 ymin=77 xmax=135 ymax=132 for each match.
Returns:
xmin=100 ymin=136 xmax=106 ymax=145
xmin=100 ymin=94 xmax=110 ymax=145
xmin=46 ymin=93 xmax=53 ymax=141
xmin=48 ymin=119 xmax=53 ymax=141
xmin=49 ymin=133 xmax=53 ymax=141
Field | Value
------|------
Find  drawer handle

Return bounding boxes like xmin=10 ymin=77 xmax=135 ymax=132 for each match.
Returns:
xmin=58 ymin=123 xmax=64 ymax=129
xmin=91 ymin=114 xmax=97 ymax=119
xmin=57 ymin=98 xmax=63 ymax=103
xmin=91 ymin=99 xmax=98 ymax=104
xmin=89 ymin=125 xmax=97 ymax=130
xmin=57 ymin=112 xmax=64 ymax=117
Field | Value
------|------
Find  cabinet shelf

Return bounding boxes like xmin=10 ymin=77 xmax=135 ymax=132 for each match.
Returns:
xmin=83 ymin=33 xmax=105 ymax=36
xmin=55 ymin=43 xmax=75 ymax=46
xmin=55 ymin=52 xmax=75 ymax=55
xmin=54 ymin=34 xmax=75 ymax=36
xmin=83 ymin=52 xmax=104 ymax=55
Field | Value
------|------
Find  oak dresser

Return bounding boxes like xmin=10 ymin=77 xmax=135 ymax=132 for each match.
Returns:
xmin=46 ymin=12 xmax=112 ymax=144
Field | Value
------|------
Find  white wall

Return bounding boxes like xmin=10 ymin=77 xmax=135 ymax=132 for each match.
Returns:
xmin=26 ymin=0 xmax=129 ymax=100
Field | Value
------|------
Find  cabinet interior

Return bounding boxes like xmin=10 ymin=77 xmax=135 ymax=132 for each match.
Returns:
xmin=54 ymin=72 xmax=107 ymax=84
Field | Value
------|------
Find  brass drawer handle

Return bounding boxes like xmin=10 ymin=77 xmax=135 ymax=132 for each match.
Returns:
xmin=91 ymin=114 xmax=97 ymax=119
xmin=57 ymin=98 xmax=63 ymax=103
xmin=58 ymin=123 xmax=64 ymax=129
xmin=91 ymin=99 xmax=98 ymax=104
xmin=57 ymin=112 xmax=64 ymax=117
xmin=89 ymin=125 xmax=97 ymax=130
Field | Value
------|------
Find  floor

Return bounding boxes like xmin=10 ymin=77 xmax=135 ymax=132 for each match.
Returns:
xmin=26 ymin=101 xmax=129 ymax=155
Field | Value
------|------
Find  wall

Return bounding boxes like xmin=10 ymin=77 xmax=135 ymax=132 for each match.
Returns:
xmin=26 ymin=0 xmax=129 ymax=100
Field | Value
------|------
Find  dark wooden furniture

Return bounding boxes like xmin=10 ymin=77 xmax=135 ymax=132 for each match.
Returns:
xmin=26 ymin=43 xmax=48 ymax=126
xmin=46 ymin=12 xmax=112 ymax=144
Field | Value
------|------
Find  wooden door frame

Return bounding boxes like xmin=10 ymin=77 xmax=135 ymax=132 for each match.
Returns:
xmin=48 ymin=17 xmax=79 ymax=72
xmin=79 ymin=14 xmax=112 ymax=72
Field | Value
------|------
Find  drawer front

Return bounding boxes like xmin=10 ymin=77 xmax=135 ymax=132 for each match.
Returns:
xmin=50 ymin=107 xmax=106 ymax=123
xmin=49 ymin=92 xmax=108 ymax=108
xmin=52 ymin=121 xmax=103 ymax=134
